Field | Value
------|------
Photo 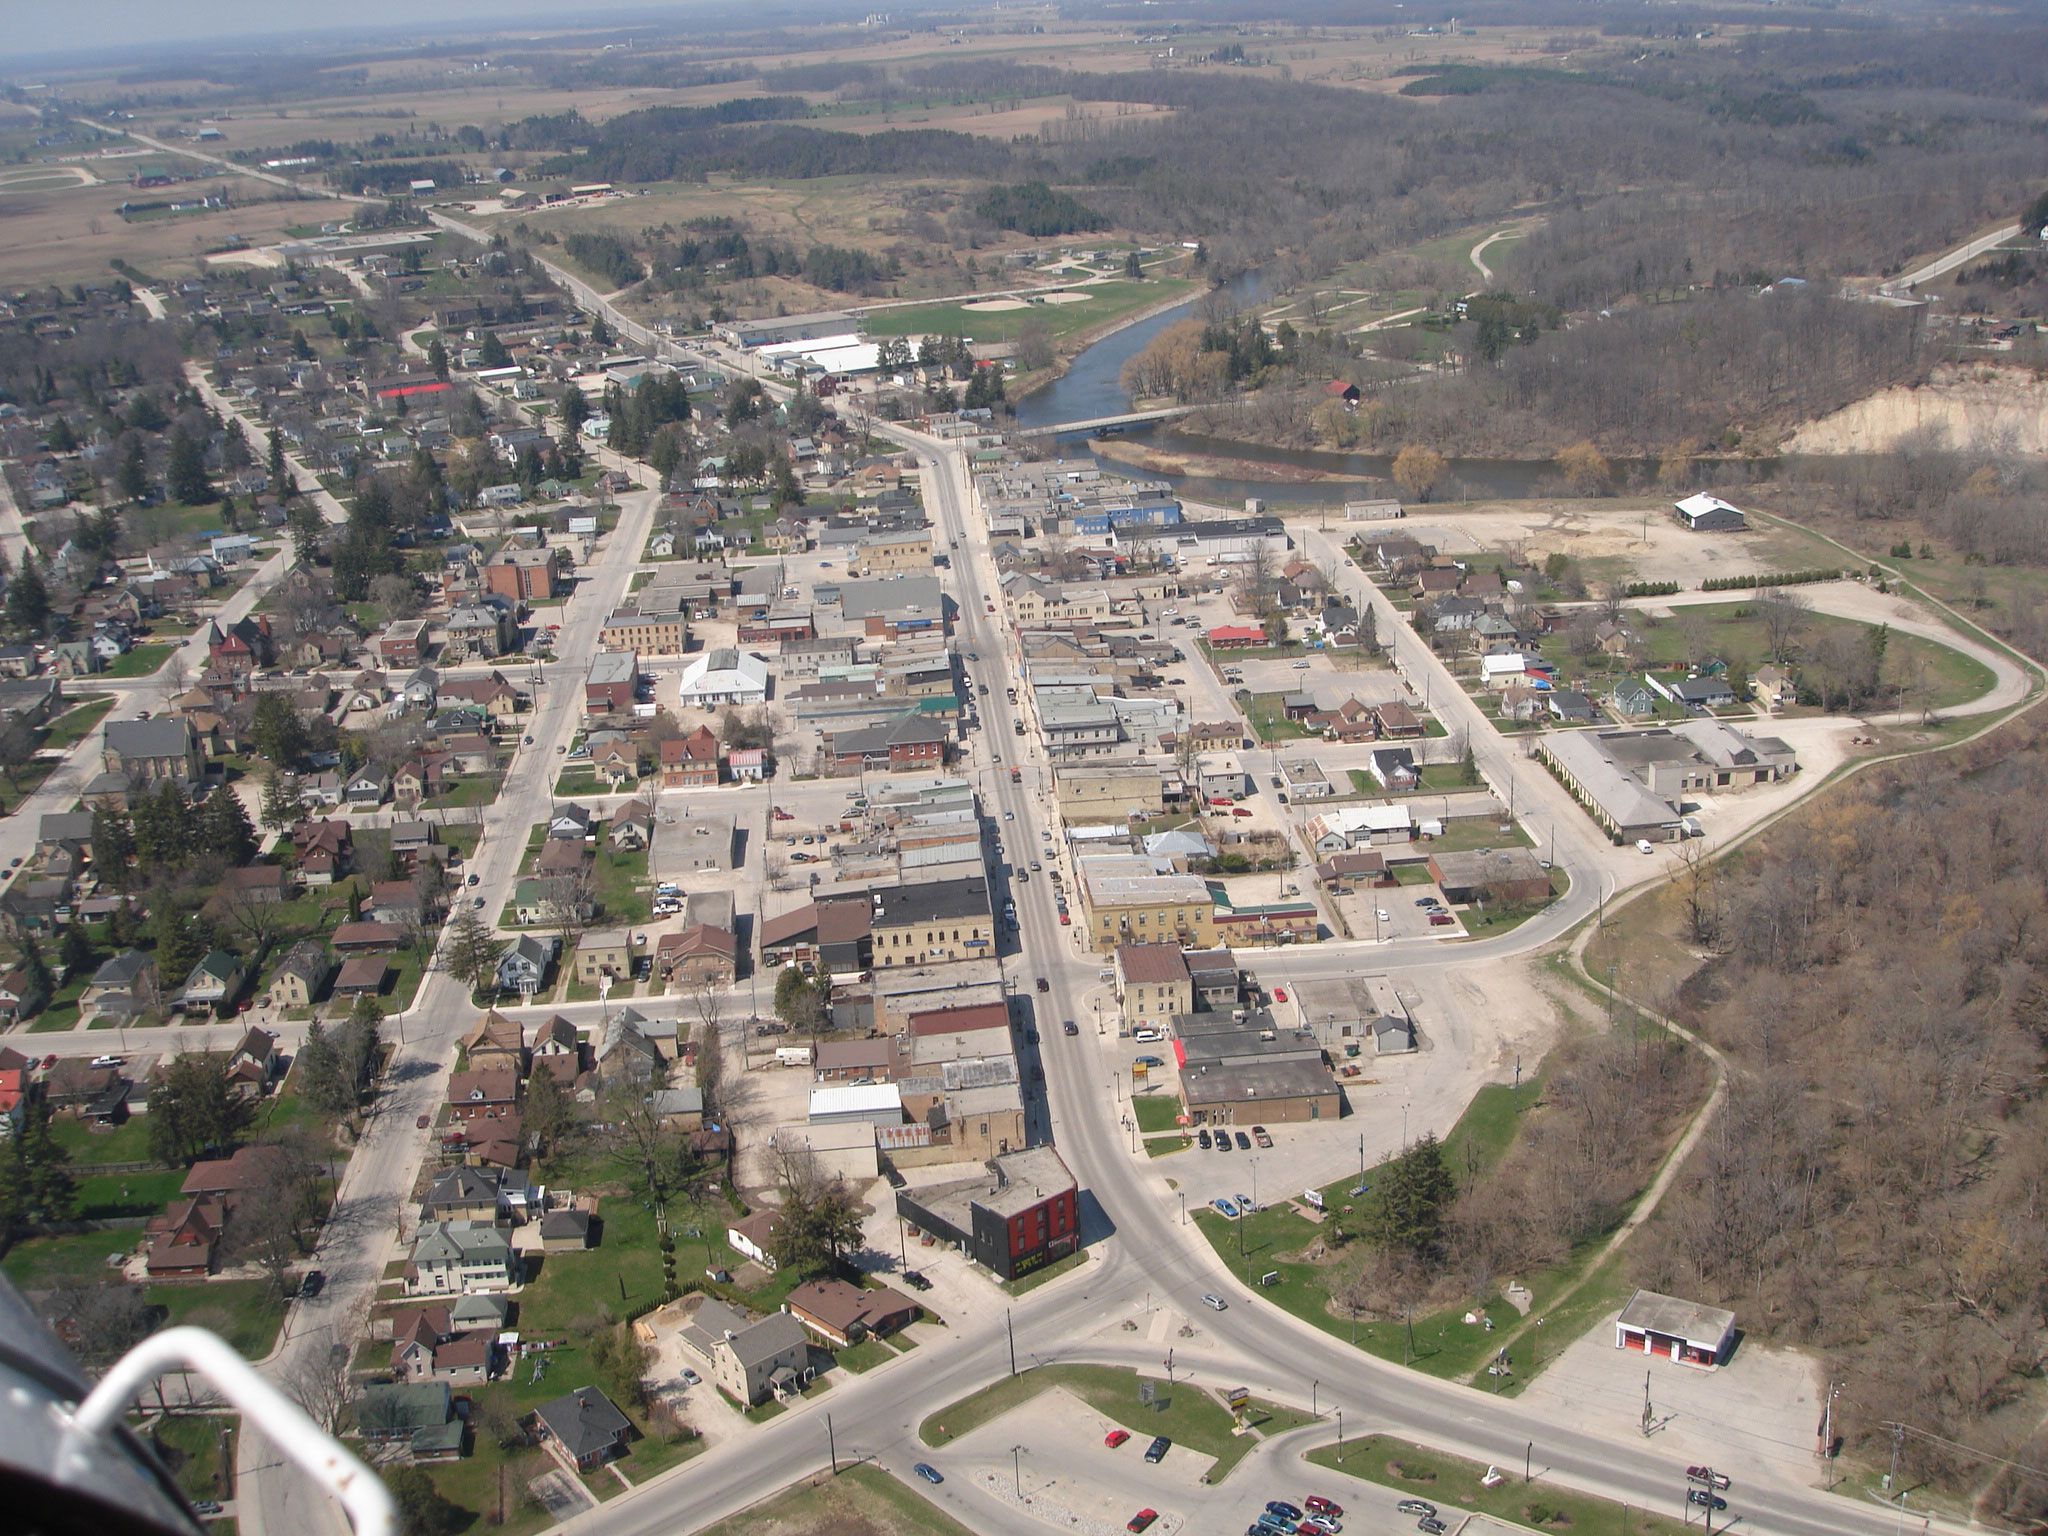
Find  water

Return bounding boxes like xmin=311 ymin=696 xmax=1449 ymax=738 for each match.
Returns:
xmin=1016 ymin=273 xmax=1785 ymax=504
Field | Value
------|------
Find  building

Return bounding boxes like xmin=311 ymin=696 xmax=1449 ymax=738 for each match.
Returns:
xmin=1428 ymin=847 xmax=1553 ymax=905
xmin=661 ymin=727 xmax=720 ymax=788
xmin=1177 ymin=1012 xmax=1343 ymax=1128
xmin=1054 ymin=765 xmax=1167 ymax=822
xmin=1672 ymin=494 xmax=1747 ymax=533
xmin=676 ymin=648 xmax=769 ymax=709
xmin=575 ymin=929 xmax=632 ymax=985
xmin=682 ymin=1298 xmax=813 ymax=1405
xmin=870 ymin=877 xmax=994 ymax=967
xmin=584 ymin=651 xmax=639 ymax=716
xmin=1614 ymin=1288 xmax=1737 ymax=1367
xmin=824 ymin=712 xmax=950 ymax=775
xmin=1280 ymin=758 xmax=1333 ymax=800
xmin=534 ymin=1386 xmax=633 ymax=1470
xmin=853 ymin=529 xmax=933 ymax=576
xmin=355 ymin=1382 xmax=464 ymax=1461
xmin=895 ymin=1146 xmax=1080 ymax=1282
xmin=102 ymin=718 xmax=204 ymax=786
xmin=484 ymin=547 xmax=567 ymax=601
xmin=784 ymin=1278 xmax=919 ymax=1350
xmin=759 ymin=898 xmax=872 ymax=976
xmin=405 ymin=1221 xmax=517 ymax=1295
xmin=670 ymin=814 xmax=736 ymax=871
xmin=1540 ymin=724 xmax=1795 ymax=844
xmin=1114 ymin=944 xmax=1191 ymax=1030
xmin=446 ymin=1067 xmax=519 ymax=1123
xmin=599 ymin=608 xmax=687 ymax=656
xmin=808 ymin=1082 xmax=905 ymax=1128
xmin=1079 ymin=869 xmax=1217 ymax=953
xmin=716 ymin=310 xmax=857 ymax=348
xmin=1290 ymin=976 xmax=1413 ymax=1054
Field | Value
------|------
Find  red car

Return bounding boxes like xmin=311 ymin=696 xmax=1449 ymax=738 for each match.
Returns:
xmin=1306 ymin=1497 xmax=1345 ymax=1518
xmin=1105 ymin=1429 xmax=1130 ymax=1449
xmin=1232 ymin=806 xmax=1254 ymax=818
xmin=1059 ymin=912 xmax=1071 ymax=925
xmin=40 ymin=1054 xmax=57 ymax=1071
xmin=1128 ymin=1512 xmax=1158 ymax=1534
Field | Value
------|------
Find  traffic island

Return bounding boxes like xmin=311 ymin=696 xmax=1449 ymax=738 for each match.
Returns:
xmin=1304 ymin=1435 xmax=1693 ymax=1536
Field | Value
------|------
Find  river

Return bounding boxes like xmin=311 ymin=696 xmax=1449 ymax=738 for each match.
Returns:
xmin=1013 ymin=278 xmax=1785 ymax=506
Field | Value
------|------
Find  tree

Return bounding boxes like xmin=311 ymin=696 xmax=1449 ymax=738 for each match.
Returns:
xmin=267 ymin=428 xmax=293 ymax=501
xmin=1365 ymin=1132 xmax=1456 ymax=1257
xmin=250 ymin=692 xmax=310 ymax=769
xmin=166 ymin=426 xmax=211 ymax=505
xmin=199 ymin=786 xmax=258 ymax=867
xmin=39 ymin=1281 xmax=152 ymax=1372
xmin=774 ymin=967 xmax=827 ymax=1034
xmin=524 ymin=1060 xmax=575 ymax=1158
xmin=285 ymin=1341 xmax=359 ymax=1434
xmin=767 ymin=1145 xmax=864 ymax=1272
xmin=118 ymin=437 xmax=148 ymax=501
xmin=295 ymin=1019 xmax=356 ymax=1119
xmin=1125 ymin=249 xmax=1144 ymax=279
xmin=59 ymin=920 xmax=96 ymax=981
xmin=478 ymin=332 xmax=511 ymax=369
xmin=16 ymin=938 xmax=52 ymax=1020
xmin=589 ymin=315 xmax=613 ymax=348
xmin=0 ymin=1101 xmax=76 ymax=1229
xmin=259 ymin=768 xmax=307 ymax=833
xmin=560 ymin=383 xmax=590 ymax=435
xmin=425 ymin=337 xmax=449 ymax=381
xmin=147 ymin=1057 xmax=256 ymax=1167
xmin=443 ymin=904 xmax=501 ymax=992
xmin=600 ymin=1085 xmax=700 ymax=1203
xmin=1757 ymin=588 xmax=1809 ymax=664
xmin=133 ymin=782 xmax=196 ymax=870
xmin=1391 ymin=445 xmax=1446 ymax=503
xmin=1555 ymin=440 xmax=1612 ymax=496
xmin=342 ymin=996 xmax=384 ymax=1092
xmin=5 ymin=552 xmax=49 ymax=636
xmin=385 ymin=1466 xmax=463 ymax=1536
xmin=1262 ymin=612 xmax=1289 ymax=646
xmin=151 ymin=897 xmax=210 ymax=990
xmin=0 ymin=720 xmax=37 ymax=791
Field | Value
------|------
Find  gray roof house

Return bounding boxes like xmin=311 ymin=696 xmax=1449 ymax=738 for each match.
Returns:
xmin=405 ymin=1220 xmax=517 ymax=1295
xmin=534 ymin=1386 xmax=632 ymax=1470
xmin=495 ymin=934 xmax=558 ymax=997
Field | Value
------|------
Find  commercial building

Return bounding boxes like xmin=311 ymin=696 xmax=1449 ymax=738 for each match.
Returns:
xmin=1428 ymin=847 xmax=1553 ymax=905
xmin=584 ymin=651 xmax=638 ymax=716
xmin=894 ymin=1146 xmax=1080 ymax=1282
xmin=1054 ymin=764 xmax=1168 ymax=822
xmin=1290 ymin=976 xmax=1415 ymax=1055
xmin=484 ymin=548 xmax=566 ymax=601
xmin=1176 ymin=1009 xmax=1342 ymax=1126
xmin=1113 ymin=943 xmax=1192 ymax=1030
xmin=1672 ymin=493 xmax=1748 ymax=532
xmin=600 ymin=609 xmax=687 ymax=656
xmin=853 ymin=529 xmax=934 ymax=576
xmin=716 ymin=310 xmax=857 ymax=349
xmin=870 ymin=877 xmax=994 ymax=967
xmin=677 ymin=648 xmax=770 ymax=709
xmin=1614 ymin=1288 xmax=1737 ymax=1367
xmin=1080 ymin=868 xmax=1218 ymax=953
xmin=1540 ymin=723 xmax=1795 ymax=844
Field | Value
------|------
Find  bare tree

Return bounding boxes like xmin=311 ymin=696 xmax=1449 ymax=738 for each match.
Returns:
xmin=285 ymin=1343 xmax=359 ymax=1434
xmin=1756 ymin=588 xmax=1808 ymax=663
xmin=542 ymin=865 xmax=596 ymax=943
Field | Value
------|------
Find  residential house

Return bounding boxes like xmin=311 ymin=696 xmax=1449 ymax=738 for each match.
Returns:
xmin=533 ymin=1386 xmax=632 ymax=1471
xmin=575 ymin=929 xmax=632 ymax=986
xmin=610 ymin=799 xmax=654 ymax=851
xmin=405 ymin=1221 xmax=518 ymax=1295
xmin=662 ymin=726 xmax=720 ymax=788
xmin=178 ymin=951 xmax=245 ymax=1016
xmin=463 ymin=1012 xmax=526 ymax=1075
xmin=446 ymin=1067 xmax=519 ymax=1123
xmin=784 ymin=1278 xmax=919 ymax=1350
xmin=657 ymin=924 xmax=737 ymax=988
xmin=595 ymin=1011 xmax=664 ymax=1085
xmin=495 ymin=936 xmax=558 ymax=998
xmin=269 ymin=940 xmax=331 ymax=1009
xmin=82 ymin=949 xmax=157 ymax=1018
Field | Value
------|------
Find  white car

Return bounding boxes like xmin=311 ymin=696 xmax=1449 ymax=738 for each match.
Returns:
xmin=90 ymin=1055 xmax=124 ymax=1069
xmin=1637 ymin=839 xmax=1656 ymax=854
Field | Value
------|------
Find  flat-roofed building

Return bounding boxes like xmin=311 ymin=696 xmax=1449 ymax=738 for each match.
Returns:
xmin=1113 ymin=943 xmax=1191 ymax=1030
xmin=1080 ymin=869 xmax=1216 ymax=954
xmin=894 ymin=1146 xmax=1079 ymax=1281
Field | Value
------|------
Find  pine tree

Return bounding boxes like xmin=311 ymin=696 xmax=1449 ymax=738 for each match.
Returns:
xmin=200 ymin=787 xmax=257 ymax=866
xmin=343 ymin=996 xmax=384 ymax=1090
xmin=267 ymin=428 xmax=289 ymax=499
xmin=258 ymin=769 xmax=306 ymax=833
xmin=152 ymin=898 xmax=210 ymax=993
xmin=132 ymin=781 xmax=194 ymax=870
xmin=0 ymin=1102 xmax=76 ymax=1226
xmin=295 ymin=1019 xmax=356 ymax=1118
xmin=6 ymin=553 xmax=49 ymax=636
xmin=426 ymin=337 xmax=449 ymax=381
xmin=443 ymin=904 xmax=501 ymax=991
xmin=1366 ymin=1132 xmax=1457 ymax=1257
xmin=90 ymin=805 xmax=135 ymax=888
xmin=17 ymin=938 xmax=53 ymax=1018
xmin=166 ymin=426 xmax=211 ymax=505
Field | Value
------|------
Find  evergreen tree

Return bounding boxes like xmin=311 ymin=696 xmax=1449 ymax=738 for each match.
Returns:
xmin=117 ymin=437 xmax=148 ymax=501
xmin=151 ymin=897 xmax=211 ymax=992
xmin=59 ymin=921 xmax=96 ymax=980
xmin=90 ymin=805 xmax=136 ymax=888
xmin=343 ymin=996 xmax=384 ymax=1091
xmin=0 ymin=1101 xmax=77 ymax=1227
xmin=443 ymin=904 xmax=501 ymax=992
xmin=251 ymin=692 xmax=309 ymax=768
xmin=267 ymin=428 xmax=290 ymax=499
xmin=1365 ymin=1132 xmax=1457 ymax=1257
xmin=166 ymin=426 xmax=211 ymax=505
xmin=258 ymin=768 xmax=307 ymax=832
xmin=200 ymin=787 xmax=258 ymax=867
xmin=478 ymin=332 xmax=510 ymax=369
xmin=6 ymin=553 xmax=50 ymax=636
xmin=560 ymin=383 xmax=589 ymax=435
xmin=426 ymin=337 xmax=449 ymax=381
xmin=17 ymin=938 xmax=53 ymax=1019
xmin=147 ymin=1056 xmax=255 ymax=1167
xmin=132 ymin=781 xmax=194 ymax=869
xmin=287 ymin=503 xmax=324 ymax=563
xmin=589 ymin=315 xmax=613 ymax=348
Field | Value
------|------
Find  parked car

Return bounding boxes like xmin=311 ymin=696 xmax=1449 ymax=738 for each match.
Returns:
xmin=1105 ymin=1429 xmax=1131 ymax=1449
xmin=914 ymin=1463 xmax=944 ymax=1485
xmin=1268 ymin=1504 xmax=1304 ymax=1525
xmin=1687 ymin=1493 xmax=1727 ymax=1512
xmin=1687 ymin=1469 xmax=1732 ymax=1490
xmin=1252 ymin=1126 xmax=1273 ymax=1148
xmin=1418 ymin=1519 xmax=1448 ymax=1534
xmin=1143 ymin=1436 xmax=1170 ymax=1464
xmin=1235 ymin=1131 xmax=1252 ymax=1150
xmin=416 ymin=1114 xmax=430 ymax=1129
xmin=191 ymin=1502 xmax=222 ymax=1517
xmin=90 ymin=1055 xmax=123 ymax=1069
xmin=901 ymin=1270 xmax=932 ymax=1292
xmin=1202 ymin=1293 xmax=1228 ymax=1311
xmin=681 ymin=1368 xmax=701 ymax=1385
xmin=1214 ymin=1133 xmax=1232 ymax=1153
xmin=1397 ymin=1501 xmax=1434 ymax=1518
xmin=1135 ymin=1054 xmax=1163 ymax=1068
xmin=1310 ymin=1497 xmax=1349 ymax=1518
xmin=1197 ymin=1129 xmax=1212 ymax=1149
xmin=298 ymin=1270 xmax=324 ymax=1298
xmin=1301 ymin=1518 xmax=1342 ymax=1536
xmin=1129 ymin=1512 xmax=1159 ymax=1533
xmin=1429 ymin=912 xmax=1456 ymax=927
xmin=1213 ymin=1198 xmax=1240 ymax=1218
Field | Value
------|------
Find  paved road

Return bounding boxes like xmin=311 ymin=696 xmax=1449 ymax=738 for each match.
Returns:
xmin=1891 ymin=222 xmax=2021 ymax=291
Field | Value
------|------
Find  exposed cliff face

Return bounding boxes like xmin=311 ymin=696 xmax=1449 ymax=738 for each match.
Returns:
xmin=1787 ymin=364 xmax=2048 ymax=455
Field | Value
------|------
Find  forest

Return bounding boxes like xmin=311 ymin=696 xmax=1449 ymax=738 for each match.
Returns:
xmin=1633 ymin=716 xmax=2048 ymax=1521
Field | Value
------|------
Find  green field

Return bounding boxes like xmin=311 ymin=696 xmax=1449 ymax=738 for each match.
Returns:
xmin=697 ymin=1464 xmax=976 ymax=1536
xmin=860 ymin=279 xmax=1195 ymax=345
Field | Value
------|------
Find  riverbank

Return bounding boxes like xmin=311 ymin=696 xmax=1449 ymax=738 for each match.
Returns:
xmin=1089 ymin=434 xmax=1337 ymax=483
xmin=1012 ymin=281 xmax=1223 ymax=406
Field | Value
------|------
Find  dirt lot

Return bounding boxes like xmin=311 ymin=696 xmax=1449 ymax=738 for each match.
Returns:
xmin=0 ymin=177 xmax=318 ymax=286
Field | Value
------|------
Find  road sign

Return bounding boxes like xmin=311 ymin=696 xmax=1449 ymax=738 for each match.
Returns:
xmin=1140 ymin=1381 xmax=1156 ymax=1406
xmin=1224 ymin=1387 xmax=1250 ymax=1408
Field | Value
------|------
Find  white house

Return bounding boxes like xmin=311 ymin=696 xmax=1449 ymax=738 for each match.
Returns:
xmin=406 ymin=1221 xmax=517 ymax=1295
xmin=677 ymin=648 xmax=770 ymax=709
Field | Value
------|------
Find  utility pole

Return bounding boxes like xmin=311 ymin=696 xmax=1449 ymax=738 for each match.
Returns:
xmin=826 ymin=1412 xmax=837 ymax=1475
xmin=1336 ymin=1407 xmax=1344 ymax=1462
xmin=1312 ymin=1379 xmax=1319 ymax=1418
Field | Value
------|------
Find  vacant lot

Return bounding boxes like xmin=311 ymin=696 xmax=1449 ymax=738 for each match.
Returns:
xmin=698 ymin=1463 xmax=975 ymax=1536
xmin=0 ymin=176 xmax=322 ymax=286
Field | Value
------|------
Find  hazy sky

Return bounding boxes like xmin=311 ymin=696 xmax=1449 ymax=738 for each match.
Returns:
xmin=15 ymin=1 xmax=704 ymax=63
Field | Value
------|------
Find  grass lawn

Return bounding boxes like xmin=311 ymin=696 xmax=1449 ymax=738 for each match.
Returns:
xmin=75 ymin=1167 xmax=187 ymax=1219
xmin=51 ymin=1114 xmax=155 ymax=1165
xmin=1245 ymin=693 xmax=1315 ymax=743
xmin=1133 ymin=1095 xmax=1184 ymax=1134
xmin=1456 ymin=870 xmax=1570 ymax=940
xmin=1004 ymin=1246 xmax=1089 ymax=1296
xmin=555 ymin=769 xmax=606 ymax=797
xmin=428 ymin=774 xmax=502 ymax=811
xmin=43 ymin=696 xmax=117 ymax=750
xmin=1305 ymin=1435 xmax=1693 ymax=1536
xmin=592 ymin=845 xmax=651 ymax=924
xmin=1 ymin=1227 xmax=137 ymax=1289
xmin=104 ymin=643 xmax=177 ymax=679
xmin=152 ymin=1278 xmax=283 ymax=1360
xmin=0 ymin=758 xmax=59 ymax=814
xmin=696 ymin=1463 xmax=978 ymax=1536
xmin=1423 ymin=818 xmax=1535 ymax=853
xmin=861 ymin=279 xmax=1196 ymax=346
xmin=920 ymin=1363 xmax=1269 ymax=1480
xmin=147 ymin=1412 xmax=236 ymax=1503
xmin=833 ymin=1338 xmax=897 ymax=1374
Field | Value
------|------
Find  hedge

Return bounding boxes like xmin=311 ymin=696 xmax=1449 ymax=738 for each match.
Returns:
xmin=1699 ymin=568 xmax=1843 ymax=592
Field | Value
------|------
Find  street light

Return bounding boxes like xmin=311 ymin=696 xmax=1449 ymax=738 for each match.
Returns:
xmin=1011 ymin=1443 xmax=1027 ymax=1500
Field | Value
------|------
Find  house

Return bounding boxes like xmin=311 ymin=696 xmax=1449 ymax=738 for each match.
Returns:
xmin=662 ymin=726 xmax=720 ymax=788
xmin=355 ymin=1382 xmax=464 ymax=1460
xmin=1610 ymin=678 xmax=1657 ymax=718
xmin=726 ymin=1211 xmax=781 ymax=1271
xmin=784 ymin=1278 xmax=920 ymax=1350
xmin=575 ymin=929 xmax=632 ymax=986
xmin=533 ymin=1386 xmax=633 ymax=1471
xmin=145 ymin=1195 xmax=230 ymax=1277
xmin=1114 ymin=943 xmax=1192 ymax=1029
xmin=179 ymin=951 xmax=245 ymax=1016
xmin=344 ymin=767 xmax=389 ymax=807
xmin=332 ymin=922 xmax=403 ymax=954
xmin=446 ymin=1067 xmax=519 ymax=1122
xmin=1751 ymin=664 xmax=1797 ymax=711
xmin=1647 ymin=672 xmax=1736 ymax=712
xmin=405 ymin=1220 xmax=518 ymax=1295
xmin=369 ymin=880 xmax=429 ymax=929
xmin=1323 ymin=379 xmax=1362 ymax=406
xmin=676 ymin=648 xmax=769 ymax=709
xmin=531 ymin=1014 xmax=582 ymax=1076
xmin=584 ymin=650 xmax=638 ymax=715
xmin=1549 ymin=689 xmax=1599 ymax=723
xmin=218 ymin=864 xmax=289 ymax=906
xmin=727 ymin=747 xmax=767 ymax=781
xmin=495 ymin=935 xmax=558 ymax=998
xmin=82 ymin=949 xmax=157 ymax=1017
xmin=463 ymin=1011 xmax=526 ymax=1074
xmin=595 ymin=1011 xmax=664 ymax=1085
xmin=658 ymin=924 xmax=737 ymax=988
xmin=700 ymin=1307 xmax=811 ymax=1407
xmin=419 ymin=1165 xmax=511 ymax=1225
xmin=1315 ymin=850 xmax=1388 ymax=893
xmin=1366 ymin=747 xmax=1418 ymax=790
xmin=593 ymin=737 xmax=640 ymax=788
